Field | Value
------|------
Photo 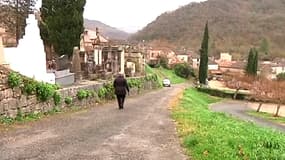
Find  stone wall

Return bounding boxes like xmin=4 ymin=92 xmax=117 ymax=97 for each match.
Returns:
xmin=0 ymin=67 xmax=160 ymax=118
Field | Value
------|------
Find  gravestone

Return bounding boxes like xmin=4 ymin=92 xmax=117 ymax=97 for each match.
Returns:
xmin=53 ymin=54 xmax=75 ymax=86
xmin=54 ymin=69 xmax=75 ymax=86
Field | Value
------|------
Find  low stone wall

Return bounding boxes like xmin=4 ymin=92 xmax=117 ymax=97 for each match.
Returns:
xmin=0 ymin=74 xmax=160 ymax=118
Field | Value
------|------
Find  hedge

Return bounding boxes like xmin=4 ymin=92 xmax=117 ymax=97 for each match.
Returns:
xmin=196 ymin=87 xmax=249 ymax=100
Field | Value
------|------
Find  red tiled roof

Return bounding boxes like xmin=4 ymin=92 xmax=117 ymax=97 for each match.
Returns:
xmin=84 ymin=29 xmax=108 ymax=44
xmin=220 ymin=61 xmax=246 ymax=69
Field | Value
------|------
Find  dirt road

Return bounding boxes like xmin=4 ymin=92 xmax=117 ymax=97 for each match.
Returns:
xmin=0 ymin=85 xmax=188 ymax=160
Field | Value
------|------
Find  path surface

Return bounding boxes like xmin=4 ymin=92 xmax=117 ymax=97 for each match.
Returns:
xmin=211 ymin=101 xmax=285 ymax=133
xmin=0 ymin=85 xmax=188 ymax=160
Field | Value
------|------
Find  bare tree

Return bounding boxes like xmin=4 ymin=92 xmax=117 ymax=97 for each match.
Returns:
xmin=250 ymin=78 xmax=285 ymax=116
xmin=271 ymin=81 xmax=285 ymax=117
xmin=225 ymin=73 xmax=285 ymax=116
xmin=224 ymin=74 xmax=253 ymax=99
xmin=250 ymin=78 xmax=271 ymax=112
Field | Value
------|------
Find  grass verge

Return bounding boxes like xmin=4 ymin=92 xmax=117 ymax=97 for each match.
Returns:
xmin=153 ymin=67 xmax=186 ymax=84
xmin=172 ymin=88 xmax=285 ymax=160
xmin=248 ymin=111 xmax=285 ymax=124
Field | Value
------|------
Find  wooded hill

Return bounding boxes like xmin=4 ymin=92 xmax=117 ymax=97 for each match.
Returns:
xmin=132 ymin=0 xmax=285 ymax=58
xmin=84 ymin=19 xmax=130 ymax=40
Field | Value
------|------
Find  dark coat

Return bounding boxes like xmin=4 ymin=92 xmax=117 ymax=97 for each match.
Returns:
xmin=113 ymin=75 xmax=129 ymax=95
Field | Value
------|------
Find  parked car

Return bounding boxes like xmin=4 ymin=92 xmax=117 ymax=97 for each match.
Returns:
xmin=162 ymin=78 xmax=171 ymax=87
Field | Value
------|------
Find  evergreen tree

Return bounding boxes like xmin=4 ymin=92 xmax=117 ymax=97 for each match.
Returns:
xmin=40 ymin=0 xmax=86 ymax=57
xmin=198 ymin=22 xmax=209 ymax=85
xmin=245 ymin=48 xmax=258 ymax=76
xmin=253 ymin=48 xmax=259 ymax=75
xmin=245 ymin=48 xmax=254 ymax=75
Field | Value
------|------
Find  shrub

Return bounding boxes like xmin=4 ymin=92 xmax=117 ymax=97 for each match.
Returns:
xmin=98 ymin=87 xmax=107 ymax=98
xmin=64 ymin=97 xmax=73 ymax=105
xmin=144 ymin=74 xmax=161 ymax=88
xmin=277 ymin=72 xmax=285 ymax=81
xmin=8 ymin=72 xmax=22 ymax=88
xmin=145 ymin=74 xmax=158 ymax=82
xmin=174 ymin=63 xmax=194 ymax=79
xmin=87 ymin=90 xmax=96 ymax=98
xmin=97 ymin=83 xmax=115 ymax=99
xmin=52 ymin=83 xmax=61 ymax=90
xmin=53 ymin=92 xmax=61 ymax=106
xmin=36 ymin=82 xmax=56 ymax=102
xmin=22 ymin=78 xmax=37 ymax=95
xmin=77 ymin=90 xmax=88 ymax=100
xmin=159 ymin=56 xmax=169 ymax=69
xmin=148 ymin=63 xmax=160 ymax=68
xmin=103 ymin=83 xmax=115 ymax=99
xmin=128 ymin=79 xmax=143 ymax=88
xmin=197 ymin=87 xmax=248 ymax=100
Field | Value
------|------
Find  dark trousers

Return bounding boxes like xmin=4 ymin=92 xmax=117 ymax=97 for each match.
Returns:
xmin=116 ymin=94 xmax=126 ymax=109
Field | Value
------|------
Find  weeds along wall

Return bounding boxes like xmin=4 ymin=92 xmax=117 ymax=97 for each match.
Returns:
xmin=0 ymin=67 xmax=161 ymax=118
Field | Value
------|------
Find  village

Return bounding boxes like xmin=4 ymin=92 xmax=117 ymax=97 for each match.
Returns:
xmin=2 ymin=25 xmax=285 ymax=86
xmin=1 ymin=0 xmax=285 ymax=159
xmin=1 ymin=15 xmax=285 ymax=117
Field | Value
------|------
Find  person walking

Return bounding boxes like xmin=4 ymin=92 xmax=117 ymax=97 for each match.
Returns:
xmin=113 ymin=73 xmax=129 ymax=109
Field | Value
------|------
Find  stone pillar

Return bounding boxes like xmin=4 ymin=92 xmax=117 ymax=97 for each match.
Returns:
xmin=114 ymin=54 xmax=118 ymax=73
xmin=94 ymin=47 xmax=99 ymax=65
xmin=98 ymin=49 xmax=102 ymax=65
xmin=120 ymin=49 xmax=125 ymax=74
xmin=71 ymin=47 xmax=82 ymax=81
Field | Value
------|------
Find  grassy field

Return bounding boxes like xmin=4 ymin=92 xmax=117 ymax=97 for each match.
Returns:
xmin=248 ymin=111 xmax=285 ymax=124
xmin=172 ymin=88 xmax=285 ymax=160
xmin=145 ymin=65 xmax=186 ymax=85
xmin=153 ymin=67 xmax=186 ymax=84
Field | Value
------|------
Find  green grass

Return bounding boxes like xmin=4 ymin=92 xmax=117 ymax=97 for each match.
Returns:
xmin=153 ymin=67 xmax=186 ymax=84
xmin=248 ymin=111 xmax=285 ymax=124
xmin=154 ymin=67 xmax=186 ymax=84
xmin=145 ymin=65 xmax=186 ymax=85
xmin=145 ymin=65 xmax=156 ymax=75
xmin=145 ymin=65 xmax=164 ymax=86
xmin=172 ymin=88 xmax=285 ymax=160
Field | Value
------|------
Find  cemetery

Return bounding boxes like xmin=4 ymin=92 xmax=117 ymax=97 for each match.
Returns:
xmin=0 ymin=0 xmax=151 ymax=119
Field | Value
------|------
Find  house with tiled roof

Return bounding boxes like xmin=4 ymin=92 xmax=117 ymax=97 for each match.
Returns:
xmin=219 ymin=61 xmax=246 ymax=74
xmin=80 ymin=28 xmax=109 ymax=53
xmin=177 ymin=54 xmax=189 ymax=63
xmin=269 ymin=59 xmax=285 ymax=79
xmin=146 ymin=47 xmax=178 ymax=66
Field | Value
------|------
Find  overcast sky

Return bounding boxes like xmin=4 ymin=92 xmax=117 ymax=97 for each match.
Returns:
xmin=84 ymin=0 xmax=206 ymax=33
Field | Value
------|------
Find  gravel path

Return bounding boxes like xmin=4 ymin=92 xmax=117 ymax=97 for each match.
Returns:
xmin=211 ymin=100 xmax=285 ymax=133
xmin=0 ymin=85 xmax=188 ymax=160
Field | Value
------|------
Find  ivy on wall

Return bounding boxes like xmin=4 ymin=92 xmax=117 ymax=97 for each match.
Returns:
xmin=2 ymin=73 xmax=162 ymax=123
xmin=7 ymin=72 xmax=161 ymax=106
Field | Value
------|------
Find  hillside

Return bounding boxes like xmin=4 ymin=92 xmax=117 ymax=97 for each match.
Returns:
xmin=132 ymin=0 xmax=285 ymax=57
xmin=84 ymin=19 xmax=130 ymax=40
